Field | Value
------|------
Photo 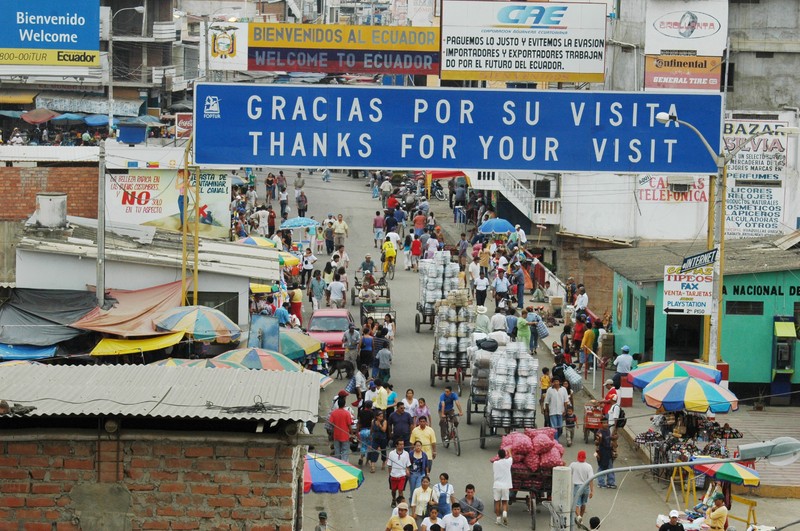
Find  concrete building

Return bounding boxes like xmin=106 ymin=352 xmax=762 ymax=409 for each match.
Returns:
xmin=591 ymin=235 xmax=800 ymax=398
xmin=0 ymin=364 xmax=319 ymax=529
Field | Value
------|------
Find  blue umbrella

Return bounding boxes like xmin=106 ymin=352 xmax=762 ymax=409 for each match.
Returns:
xmin=120 ymin=115 xmax=163 ymax=125
xmin=52 ymin=113 xmax=86 ymax=123
xmin=84 ymin=114 xmax=119 ymax=127
xmin=232 ymin=175 xmax=247 ymax=187
xmin=479 ymin=218 xmax=515 ymax=234
xmin=0 ymin=110 xmax=23 ymax=119
xmin=279 ymin=217 xmax=321 ymax=229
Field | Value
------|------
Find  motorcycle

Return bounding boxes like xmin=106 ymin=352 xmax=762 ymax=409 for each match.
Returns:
xmin=431 ymin=180 xmax=446 ymax=201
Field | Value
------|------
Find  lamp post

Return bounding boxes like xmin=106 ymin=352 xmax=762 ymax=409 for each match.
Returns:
xmin=202 ymin=7 xmax=241 ymax=82
xmin=655 ymin=112 xmax=800 ymax=369
xmin=108 ymin=6 xmax=145 ymax=136
xmin=570 ymin=437 xmax=800 ymax=530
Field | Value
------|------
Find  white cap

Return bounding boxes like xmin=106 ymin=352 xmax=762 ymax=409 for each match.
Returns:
xmin=669 ymin=510 xmax=680 ymax=518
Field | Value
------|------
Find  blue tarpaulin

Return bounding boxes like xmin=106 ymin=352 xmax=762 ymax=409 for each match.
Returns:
xmin=0 ymin=343 xmax=57 ymax=360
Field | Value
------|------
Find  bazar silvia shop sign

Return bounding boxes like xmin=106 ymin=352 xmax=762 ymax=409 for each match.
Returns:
xmin=194 ymin=84 xmax=722 ymax=172
xmin=246 ymin=23 xmax=439 ymax=75
xmin=0 ymin=0 xmax=99 ymax=67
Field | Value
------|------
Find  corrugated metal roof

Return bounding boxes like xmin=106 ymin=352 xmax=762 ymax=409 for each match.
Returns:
xmin=0 ymin=365 xmax=319 ymax=423
xmin=591 ymin=237 xmax=800 ymax=283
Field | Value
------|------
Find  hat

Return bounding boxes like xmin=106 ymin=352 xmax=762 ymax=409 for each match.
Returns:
xmin=396 ymin=502 xmax=409 ymax=510
xmin=365 ymin=253 xmax=372 ymax=258
xmin=577 ymin=450 xmax=586 ymax=462
xmin=621 ymin=345 xmax=630 ymax=353
xmin=337 ymin=390 xmax=349 ymax=397
xmin=476 ymin=306 xmax=487 ymax=315
xmin=712 ymin=493 xmax=725 ymax=502
xmin=319 ymin=511 xmax=328 ymax=519
xmin=348 ymin=323 xmax=355 ymax=329
xmin=669 ymin=510 xmax=680 ymax=518
xmin=515 ymin=224 xmax=520 ymax=229
xmin=605 ymin=379 xmax=614 ymax=386
xmin=369 ymin=381 xmax=376 ymax=388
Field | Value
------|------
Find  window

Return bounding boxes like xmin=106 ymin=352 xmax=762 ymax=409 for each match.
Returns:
xmin=725 ymin=300 xmax=763 ymax=315
xmin=720 ymin=62 xmax=734 ymax=92
xmin=794 ymin=302 xmax=800 ymax=335
xmin=197 ymin=292 xmax=238 ymax=324
xmin=626 ymin=287 xmax=633 ymax=328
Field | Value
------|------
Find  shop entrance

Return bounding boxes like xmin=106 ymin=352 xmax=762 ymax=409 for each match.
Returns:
xmin=665 ymin=314 xmax=703 ymax=361
xmin=644 ymin=304 xmax=655 ymax=363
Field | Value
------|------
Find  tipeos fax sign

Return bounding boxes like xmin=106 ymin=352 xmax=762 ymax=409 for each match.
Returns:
xmin=0 ymin=0 xmax=100 ymax=67
xmin=194 ymin=83 xmax=722 ymax=173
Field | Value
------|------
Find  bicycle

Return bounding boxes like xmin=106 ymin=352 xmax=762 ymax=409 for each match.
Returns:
xmin=382 ymin=255 xmax=396 ymax=280
xmin=440 ymin=411 xmax=461 ymax=456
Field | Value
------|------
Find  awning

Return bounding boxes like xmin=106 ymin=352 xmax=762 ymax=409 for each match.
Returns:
xmin=90 ymin=331 xmax=185 ymax=356
xmin=35 ymin=92 xmax=143 ymax=118
xmin=775 ymin=322 xmax=797 ymax=339
xmin=0 ymin=91 xmax=37 ymax=104
xmin=0 ymin=343 xmax=57 ymax=361
xmin=425 ymin=170 xmax=471 ymax=194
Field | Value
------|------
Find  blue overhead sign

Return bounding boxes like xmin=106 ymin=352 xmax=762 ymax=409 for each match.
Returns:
xmin=194 ymin=83 xmax=722 ymax=173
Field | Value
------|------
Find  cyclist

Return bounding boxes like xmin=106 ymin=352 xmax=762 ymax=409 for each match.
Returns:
xmin=358 ymin=254 xmax=377 ymax=275
xmin=438 ymin=386 xmax=463 ymax=443
xmin=381 ymin=236 xmax=397 ymax=277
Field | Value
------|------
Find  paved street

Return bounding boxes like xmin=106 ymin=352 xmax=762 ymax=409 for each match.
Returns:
xmin=252 ymin=170 xmax=800 ymax=530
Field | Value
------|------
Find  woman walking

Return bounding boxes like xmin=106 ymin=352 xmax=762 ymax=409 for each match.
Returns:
xmin=411 ymin=475 xmax=435 ymax=527
xmin=408 ymin=441 xmax=430 ymax=494
xmin=368 ymin=410 xmax=388 ymax=473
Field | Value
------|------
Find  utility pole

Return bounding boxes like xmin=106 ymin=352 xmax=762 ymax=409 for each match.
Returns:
xmin=97 ymin=142 xmax=106 ymax=306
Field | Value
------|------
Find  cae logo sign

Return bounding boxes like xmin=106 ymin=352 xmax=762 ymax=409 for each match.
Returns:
xmin=497 ymin=5 xmax=568 ymax=26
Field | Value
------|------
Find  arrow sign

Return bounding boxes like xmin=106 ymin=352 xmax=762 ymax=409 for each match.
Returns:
xmin=664 ymin=308 xmax=685 ymax=314
xmin=680 ymin=249 xmax=719 ymax=273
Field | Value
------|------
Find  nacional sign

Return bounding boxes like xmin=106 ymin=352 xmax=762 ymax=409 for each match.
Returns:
xmin=663 ymin=265 xmax=713 ymax=316
xmin=440 ymin=1 xmax=607 ymax=82
xmin=249 ymin=24 xmax=439 ymax=75
xmin=0 ymin=0 xmax=100 ymax=67
xmin=193 ymin=83 xmax=723 ymax=173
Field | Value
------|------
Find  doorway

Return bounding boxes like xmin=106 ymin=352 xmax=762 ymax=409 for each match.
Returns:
xmin=644 ymin=304 xmax=655 ymax=363
xmin=665 ymin=314 xmax=703 ymax=361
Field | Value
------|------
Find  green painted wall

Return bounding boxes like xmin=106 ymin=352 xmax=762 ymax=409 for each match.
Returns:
xmin=613 ymin=269 xmax=800 ymax=384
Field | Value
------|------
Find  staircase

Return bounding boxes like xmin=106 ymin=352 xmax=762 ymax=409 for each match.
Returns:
xmin=286 ymin=0 xmax=303 ymax=19
xmin=495 ymin=171 xmax=561 ymax=226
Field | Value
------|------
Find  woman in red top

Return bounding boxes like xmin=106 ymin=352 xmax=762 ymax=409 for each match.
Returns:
xmin=571 ymin=315 xmax=587 ymax=365
xmin=410 ymin=236 xmax=423 ymax=272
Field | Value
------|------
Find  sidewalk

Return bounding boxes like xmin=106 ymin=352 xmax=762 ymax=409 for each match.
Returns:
xmin=430 ymin=197 xmax=800 ymax=499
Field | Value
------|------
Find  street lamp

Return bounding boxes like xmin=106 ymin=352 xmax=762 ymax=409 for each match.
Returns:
xmin=571 ymin=437 xmax=800 ymax=530
xmin=655 ymin=111 xmax=800 ymax=369
xmin=108 ymin=6 xmax=145 ymax=136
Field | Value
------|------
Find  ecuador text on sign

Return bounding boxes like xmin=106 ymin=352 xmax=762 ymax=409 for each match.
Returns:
xmin=440 ymin=1 xmax=607 ymax=82
xmin=193 ymin=84 xmax=723 ymax=172
xmin=0 ymin=0 xmax=100 ymax=67
xmin=663 ymin=265 xmax=713 ymax=315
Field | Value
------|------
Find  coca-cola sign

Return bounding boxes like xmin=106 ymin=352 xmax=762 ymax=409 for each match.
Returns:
xmin=176 ymin=112 xmax=193 ymax=138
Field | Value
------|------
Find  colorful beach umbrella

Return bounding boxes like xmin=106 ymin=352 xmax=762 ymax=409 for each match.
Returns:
xmin=214 ymin=348 xmax=298 ymax=370
xmin=279 ymin=217 xmax=320 ymax=230
xmin=478 ymin=217 xmax=515 ymax=234
xmin=185 ymin=359 xmax=244 ymax=369
xmin=280 ymin=329 xmax=323 ymax=361
xmin=628 ymin=361 xmax=722 ymax=389
xmin=691 ymin=458 xmax=760 ymax=486
xmin=236 ymin=236 xmax=277 ymax=248
xmin=304 ymin=453 xmax=364 ymax=494
xmin=154 ymin=305 xmax=242 ymax=343
xmin=643 ymin=377 xmax=739 ymax=414
xmin=21 ymin=108 xmax=60 ymax=124
xmin=278 ymin=252 xmax=300 ymax=267
xmin=148 ymin=357 xmax=195 ymax=367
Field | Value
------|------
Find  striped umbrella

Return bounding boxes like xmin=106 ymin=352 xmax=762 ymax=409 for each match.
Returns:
xmin=148 ymin=358 xmax=195 ymax=367
xmin=185 ymin=359 xmax=245 ymax=369
xmin=627 ymin=361 xmax=722 ymax=389
xmin=278 ymin=252 xmax=300 ymax=267
xmin=236 ymin=236 xmax=277 ymax=248
xmin=153 ymin=305 xmax=242 ymax=343
xmin=304 ymin=453 xmax=364 ymax=494
xmin=213 ymin=348 xmax=332 ymax=388
xmin=643 ymin=377 xmax=739 ymax=413
xmin=691 ymin=458 xmax=760 ymax=486
xmin=280 ymin=329 xmax=323 ymax=361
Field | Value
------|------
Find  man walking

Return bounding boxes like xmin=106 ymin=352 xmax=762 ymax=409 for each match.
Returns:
xmin=293 ymin=171 xmax=305 ymax=200
xmin=297 ymin=190 xmax=309 ymax=217
xmin=491 ymin=268 xmax=511 ymax=310
xmin=327 ymin=273 xmax=346 ymax=308
xmin=459 ymin=484 xmax=485 ymax=531
xmin=329 ymin=396 xmax=353 ymax=462
xmin=410 ymin=417 xmax=437 ymax=473
xmin=332 ymin=214 xmax=349 ymax=248
xmin=595 ymin=417 xmax=617 ymax=489
xmin=387 ymin=440 xmax=411 ymax=508
xmin=492 ymin=448 xmax=513 ymax=525
xmin=342 ymin=323 xmax=361 ymax=371
xmin=308 ymin=270 xmax=327 ymax=311
xmin=569 ymin=450 xmax=594 ymax=519
xmin=543 ymin=378 xmax=570 ymax=441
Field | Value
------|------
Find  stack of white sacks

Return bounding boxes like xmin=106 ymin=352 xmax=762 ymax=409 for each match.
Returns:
xmin=469 ymin=332 xmax=538 ymax=427
xmin=418 ymin=251 xmax=461 ymax=310
xmin=434 ymin=291 xmax=475 ymax=368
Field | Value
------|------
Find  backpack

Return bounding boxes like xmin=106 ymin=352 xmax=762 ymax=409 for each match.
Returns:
xmin=615 ymin=406 xmax=627 ymax=429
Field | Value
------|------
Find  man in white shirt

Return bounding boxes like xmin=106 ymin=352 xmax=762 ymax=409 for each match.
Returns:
xmin=327 ymin=274 xmax=347 ymax=308
xmin=612 ymin=345 xmax=633 ymax=388
xmin=387 ymin=440 xmax=411 ymax=508
xmin=441 ymin=503 xmax=470 ymax=531
xmin=474 ymin=271 xmax=490 ymax=308
xmin=492 ymin=448 xmax=513 ymax=525
xmin=386 ymin=230 xmax=401 ymax=251
xmin=489 ymin=308 xmax=507 ymax=332
xmin=575 ymin=286 xmax=589 ymax=314
xmin=569 ymin=450 xmax=594 ymax=518
xmin=544 ymin=379 xmax=570 ymax=442
xmin=468 ymin=256 xmax=482 ymax=295
xmin=516 ymin=225 xmax=527 ymax=245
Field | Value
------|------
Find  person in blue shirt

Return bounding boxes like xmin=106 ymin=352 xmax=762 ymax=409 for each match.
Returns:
xmin=438 ymin=386 xmax=463 ymax=442
xmin=274 ymin=302 xmax=292 ymax=327
xmin=512 ymin=263 xmax=526 ymax=308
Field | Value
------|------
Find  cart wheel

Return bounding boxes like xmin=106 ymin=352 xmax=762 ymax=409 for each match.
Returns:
xmin=429 ymin=363 xmax=436 ymax=387
xmin=350 ymin=288 xmax=356 ymax=306
xmin=455 ymin=428 xmax=461 ymax=456
xmin=455 ymin=370 xmax=463 ymax=396
xmin=466 ymin=399 xmax=472 ymax=425
xmin=480 ymin=418 xmax=487 ymax=449
xmin=385 ymin=286 xmax=391 ymax=301
xmin=584 ymin=428 xmax=589 ymax=444
xmin=415 ymin=313 xmax=421 ymax=333
xmin=530 ymin=496 xmax=537 ymax=529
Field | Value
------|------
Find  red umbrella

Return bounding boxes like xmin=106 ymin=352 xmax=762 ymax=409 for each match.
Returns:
xmin=21 ymin=108 xmax=61 ymax=124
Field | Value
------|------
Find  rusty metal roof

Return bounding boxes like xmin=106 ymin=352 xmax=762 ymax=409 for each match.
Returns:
xmin=0 ymin=365 xmax=319 ymax=423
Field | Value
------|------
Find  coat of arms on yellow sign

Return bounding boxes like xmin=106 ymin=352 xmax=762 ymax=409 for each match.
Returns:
xmin=211 ymin=27 xmax=237 ymax=59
